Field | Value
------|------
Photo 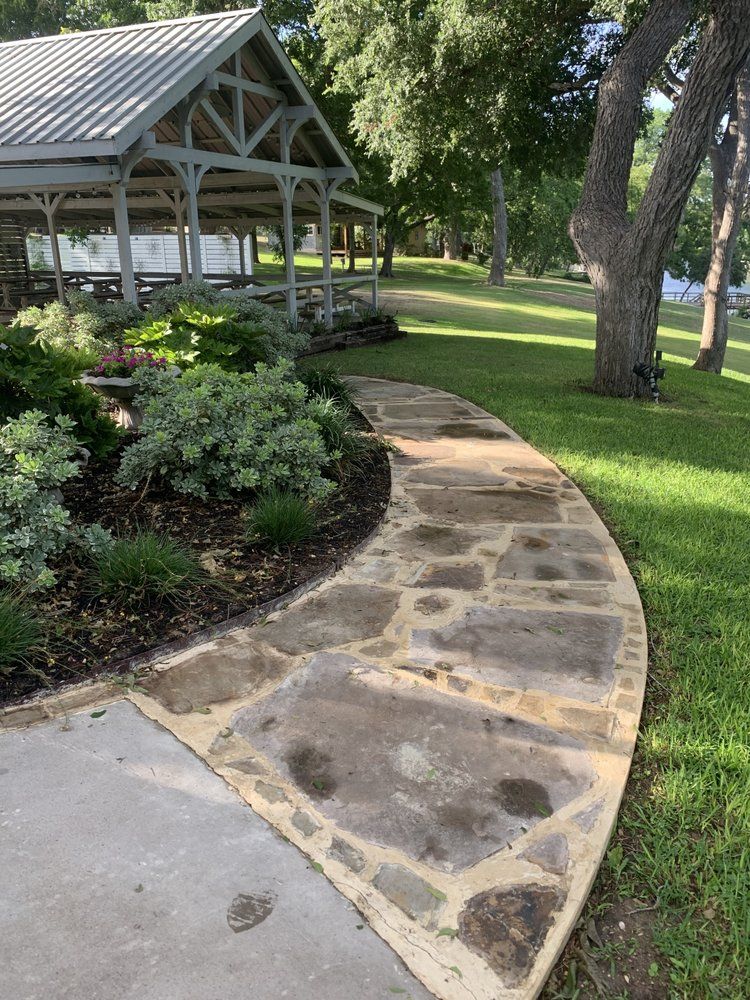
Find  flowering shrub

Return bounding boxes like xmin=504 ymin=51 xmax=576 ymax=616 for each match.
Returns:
xmin=92 ymin=346 xmax=168 ymax=379
xmin=116 ymin=361 xmax=334 ymax=501
xmin=0 ymin=411 xmax=81 ymax=589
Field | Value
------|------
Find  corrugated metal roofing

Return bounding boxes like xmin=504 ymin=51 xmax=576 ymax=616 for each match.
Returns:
xmin=0 ymin=9 xmax=260 ymax=148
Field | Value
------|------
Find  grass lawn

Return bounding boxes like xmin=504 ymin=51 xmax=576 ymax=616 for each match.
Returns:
xmin=320 ymin=257 xmax=750 ymax=997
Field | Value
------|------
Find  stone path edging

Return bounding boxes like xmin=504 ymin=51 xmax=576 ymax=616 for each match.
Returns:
xmin=126 ymin=377 xmax=647 ymax=1000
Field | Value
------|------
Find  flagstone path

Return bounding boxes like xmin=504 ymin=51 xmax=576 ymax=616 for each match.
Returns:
xmin=1 ymin=378 xmax=647 ymax=1000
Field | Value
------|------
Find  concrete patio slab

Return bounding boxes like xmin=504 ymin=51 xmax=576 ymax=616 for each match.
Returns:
xmin=0 ymin=701 xmax=430 ymax=1000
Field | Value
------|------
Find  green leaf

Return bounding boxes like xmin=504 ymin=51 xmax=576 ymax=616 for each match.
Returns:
xmin=436 ymin=927 xmax=459 ymax=938
xmin=648 ymin=962 xmax=659 ymax=978
xmin=90 ymin=709 xmax=106 ymax=718
xmin=449 ymin=966 xmax=463 ymax=979
xmin=425 ymin=767 xmax=437 ymax=780
xmin=388 ymin=989 xmax=407 ymax=995
xmin=426 ymin=885 xmax=448 ymax=901
xmin=312 ymin=861 xmax=324 ymax=873
xmin=194 ymin=706 xmax=212 ymax=714
xmin=312 ymin=778 xmax=325 ymax=790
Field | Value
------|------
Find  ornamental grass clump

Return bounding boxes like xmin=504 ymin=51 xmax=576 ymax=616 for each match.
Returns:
xmin=299 ymin=364 xmax=357 ymax=410
xmin=306 ymin=394 xmax=380 ymax=477
xmin=116 ymin=360 xmax=334 ymax=502
xmin=90 ymin=530 xmax=204 ymax=604
xmin=245 ymin=488 xmax=316 ymax=547
xmin=0 ymin=591 xmax=42 ymax=676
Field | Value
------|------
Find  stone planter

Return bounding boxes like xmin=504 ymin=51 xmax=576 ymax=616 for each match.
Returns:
xmin=80 ymin=367 xmax=180 ymax=430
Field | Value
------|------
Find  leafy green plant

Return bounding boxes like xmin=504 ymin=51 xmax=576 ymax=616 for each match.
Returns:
xmin=67 ymin=289 xmax=143 ymax=342
xmin=116 ymin=361 xmax=334 ymax=501
xmin=15 ymin=300 xmax=111 ymax=359
xmin=245 ymin=488 xmax=317 ymax=547
xmin=223 ymin=294 xmax=310 ymax=362
xmin=0 ymin=326 xmax=121 ymax=457
xmin=0 ymin=411 xmax=81 ymax=589
xmin=0 ymin=591 xmax=42 ymax=676
xmin=129 ymin=303 xmax=266 ymax=372
xmin=299 ymin=364 xmax=357 ymax=410
xmin=90 ymin=529 xmax=204 ymax=603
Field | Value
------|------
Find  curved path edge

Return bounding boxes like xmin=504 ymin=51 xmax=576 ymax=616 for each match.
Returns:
xmin=127 ymin=377 xmax=648 ymax=1000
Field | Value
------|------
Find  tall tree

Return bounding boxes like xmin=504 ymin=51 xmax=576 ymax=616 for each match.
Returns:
xmin=570 ymin=0 xmax=750 ymax=397
xmin=488 ymin=167 xmax=508 ymax=286
xmin=694 ymin=59 xmax=750 ymax=372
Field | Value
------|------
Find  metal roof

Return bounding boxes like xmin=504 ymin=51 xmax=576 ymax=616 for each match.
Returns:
xmin=0 ymin=9 xmax=261 ymax=148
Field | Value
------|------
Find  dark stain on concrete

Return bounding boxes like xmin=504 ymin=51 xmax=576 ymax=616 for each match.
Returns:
xmin=493 ymin=779 xmax=552 ymax=820
xmin=390 ymin=522 xmax=487 ymax=558
xmin=495 ymin=528 xmax=616 ymax=583
xmin=459 ymin=884 xmax=564 ymax=987
xmin=415 ymin=562 xmax=485 ymax=591
xmin=226 ymin=891 xmax=276 ymax=933
xmin=434 ymin=422 xmax=510 ymax=440
xmin=285 ymin=743 xmax=337 ymax=799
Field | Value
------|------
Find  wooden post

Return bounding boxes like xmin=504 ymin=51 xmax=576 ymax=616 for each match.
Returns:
xmin=43 ymin=194 xmax=66 ymax=303
xmin=184 ymin=166 xmax=203 ymax=280
xmin=111 ymin=184 xmax=138 ymax=304
xmin=174 ymin=191 xmax=189 ymax=283
xmin=281 ymin=179 xmax=297 ymax=323
xmin=233 ymin=227 xmax=247 ymax=279
xmin=320 ymin=190 xmax=333 ymax=328
xmin=371 ymin=213 xmax=379 ymax=311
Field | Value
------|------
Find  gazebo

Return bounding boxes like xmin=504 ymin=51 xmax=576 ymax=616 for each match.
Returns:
xmin=0 ymin=8 xmax=382 ymax=326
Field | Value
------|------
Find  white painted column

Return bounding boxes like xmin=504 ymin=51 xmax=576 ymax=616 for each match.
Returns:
xmin=371 ymin=213 xmax=379 ymax=311
xmin=111 ymin=183 xmax=138 ymax=304
xmin=320 ymin=191 xmax=333 ymax=328
xmin=44 ymin=196 xmax=66 ymax=303
xmin=174 ymin=191 xmax=190 ymax=283
xmin=281 ymin=179 xmax=297 ymax=324
xmin=184 ymin=166 xmax=203 ymax=280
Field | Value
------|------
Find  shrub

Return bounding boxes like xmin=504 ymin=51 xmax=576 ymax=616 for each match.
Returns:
xmin=223 ymin=294 xmax=310 ymax=362
xmin=129 ymin=303 xmax=266 ymax=372
xmin=0 ymin=411 xmax=81 ymax=590
xmin=15 ymin=300 xmax=111 ymax=359
xmin=245 ymin=488 xmax=316 ymax=546
xmin=299 ymin=364 xmax=356 ymax=410
xmin=0 ymin=326 xmax=121 ymax=458
xmin=148 ymin=280 xmax=220 ymax=317
xmin=67 ymin=290 xmax=143 ymax=343
xmin=116 ymin=361 xmax=334 ymax=501
xmin=90 ymin=530 xmax=203 ymax=603
xmin=0 ymin=591 xmax=42 ymax=676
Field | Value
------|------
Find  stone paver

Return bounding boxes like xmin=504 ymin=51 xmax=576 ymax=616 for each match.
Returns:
xmin=3 ymin=378 xmax=648 ymax=1000
xmin=0 ymin=701 xmax=430 ymax=1000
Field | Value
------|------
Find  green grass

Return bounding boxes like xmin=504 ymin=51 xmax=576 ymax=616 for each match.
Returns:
xmin=326 ymin=256 xmax=750 ymax=997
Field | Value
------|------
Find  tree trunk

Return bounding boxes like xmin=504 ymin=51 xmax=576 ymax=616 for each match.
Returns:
xmin=380 ymin=229 xmax=396 ymax=277
xmin=488 ymin=166 xmax=507 ymax=286
xmin=695 ymin=60 xmax=750 ymax=373
xmin=346 ymin=222 xmax=356 ymax=273
xmin=250 ymin=227 xmax=260 ymax=264
xmin=570 ymin=0 xmax=750 ymax=397
xmin=443 ymin=221 xmax=462 ymax=260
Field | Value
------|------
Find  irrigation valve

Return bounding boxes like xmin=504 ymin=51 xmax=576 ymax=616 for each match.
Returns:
xmin=633 ymin=350 xmax=666 ymax=403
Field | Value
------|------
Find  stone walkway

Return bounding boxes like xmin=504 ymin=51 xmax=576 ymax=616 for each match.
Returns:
xmin=2 ymin=378 xmax=647 ymax=999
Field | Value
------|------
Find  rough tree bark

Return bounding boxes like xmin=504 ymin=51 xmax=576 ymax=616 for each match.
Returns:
xmin=488 ymin=166 xmax=508 ymax=286
xmin=346 ymin=222 xmax=356 ymax=273
xmin=250 ymin=227 xmax=260 ymax=264
xmin=570 ymin=0 xmax=750 ymax=397
xmin=380 ymin=228 xmax=396 ymax=277
xmin=694 ymin=59 xmax=750 ymax=373
xmin=443 ymin=221 xmax=462 ymax=260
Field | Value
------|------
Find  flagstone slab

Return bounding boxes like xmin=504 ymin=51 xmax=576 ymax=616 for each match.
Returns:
xmin=409 ymin=486 xmax=563 ymax=524
xmin=231 ymin=652 xmax=595 ymax=872
xmin=495 ymin=527 xmax=616 ymax=582
xmin=411 ymin=605 xmax=623 ymax=701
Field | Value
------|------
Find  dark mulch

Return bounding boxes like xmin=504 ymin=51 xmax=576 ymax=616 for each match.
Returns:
xmin=2 ymin=440 xmax=390 ymax=708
